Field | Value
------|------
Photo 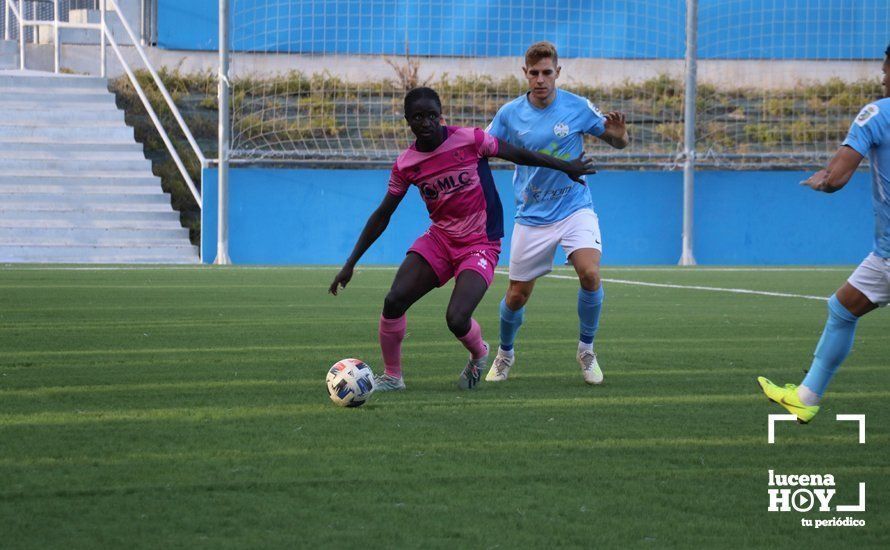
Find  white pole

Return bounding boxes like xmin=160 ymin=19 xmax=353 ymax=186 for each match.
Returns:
xmin=215 ymin=0 xmax=232 ymax=265
xmin=679 ymin=0 xmax=698 ymax=266
xmin=52 ymin=0 xmax=59 ymax=73
xmin=99 ymin=0 xmax=106 ymax=77
xmin=140 ymin=0 xmax=145 ymax=45
xmin=17 ymin=0 xmax=23 ymax=69
xmin=4 ymin=0 xmax=10 ymax=41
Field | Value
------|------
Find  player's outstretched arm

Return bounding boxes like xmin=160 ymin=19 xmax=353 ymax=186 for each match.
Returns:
xmin=800 ymin=145 xmax=863 ymax=193
xmin=329 ymin=193 xmax=403 ymax=295
xmin=494 ymin=139 xmax=597 ymax=183
xmin=598 ymin=111 xmax=629 ymax=149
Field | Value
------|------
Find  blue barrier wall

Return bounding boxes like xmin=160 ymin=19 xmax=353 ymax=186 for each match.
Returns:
xmin=200 ymin=168 xmax=873 ymax=265
xmin=160 ymin=1 xmax=888 ymax=58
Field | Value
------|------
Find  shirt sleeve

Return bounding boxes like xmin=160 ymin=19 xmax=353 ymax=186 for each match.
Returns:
xmin=842 ymin=103 xmax=883 ymax=157
xmin=485 ymin=108 xmax=507 ymax=140
xmin=582 ymin=98 xmax=607 ymax=137
xmin=473 ymin=128 xmax=500 ymax=158
xmin=387 ymin=162 xmax=410 ymax=197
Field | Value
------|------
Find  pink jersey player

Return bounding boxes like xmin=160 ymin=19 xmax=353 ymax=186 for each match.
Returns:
xmin=389 ymin=126 xmax=504 ymax=286
xmin=329 ymin=87 xmax=595 ymax=392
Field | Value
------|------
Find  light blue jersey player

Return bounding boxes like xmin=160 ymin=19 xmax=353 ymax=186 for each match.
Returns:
xmin=758 ymin=45 xmax=890 ymax=423
xmin=483 ymin=41 xmax=629 ymax=385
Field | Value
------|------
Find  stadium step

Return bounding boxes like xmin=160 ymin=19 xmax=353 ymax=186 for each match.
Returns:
xmin=0 ymin=90 xmax=116 ymax=104
xmin=0 ymin=244 xmax=199 ymax=264
xmin=0 ymin=209 xmax=183 ymax=224
xmin=0 ymin=149 xmax=146 ymax=161
xmin=0 ymin=217 xmax=184 ymax=230
xmin=0 ymin=158 xmax=151 ymax=171
xmin=0 ymin=228 xmax=190 ymax=244
xmin=0 ymin=141 xmax=143 ymax=153
xmin=0 ymin=183 xmax=162 ymax=195
xmin=0 ymin=72 xmax=199 ymax=264
xmin=0 ymin=124 xmax=134 ymax=141
xmin=1 ymin=108 xmax=125 ymax=123
xmin=0 ymin=174 xmax=159 ymax=186
xmin=0 ymin=99 xmax=118 ymax=110
xmin=0 ymin=169 xmax=157 ymax=178
xmin=0 ymin=192 xmax=171 ymax=206
xmin=0 ymin=73 xmax=109 ymax=89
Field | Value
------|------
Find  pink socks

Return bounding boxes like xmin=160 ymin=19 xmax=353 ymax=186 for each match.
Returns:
xmin=457 ymin=318 xmax=487 ymax=359
xmin=378 ymin=314 xmax=406 ymax=378
xmin=380 ymin=315 xmax=486 ymax=378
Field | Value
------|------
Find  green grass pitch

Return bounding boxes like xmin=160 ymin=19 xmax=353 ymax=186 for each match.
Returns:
xmin=1 ymin=266 xmax=887 ymax=548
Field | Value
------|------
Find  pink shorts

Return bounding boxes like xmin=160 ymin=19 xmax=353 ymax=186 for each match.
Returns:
xmin=408 ymin=230 xmax=501 ymax=287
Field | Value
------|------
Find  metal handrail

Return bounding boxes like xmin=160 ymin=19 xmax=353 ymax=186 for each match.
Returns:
xmin=6 ymin=0 xmax=23 ymax=69
xmin=3 ymin=0 xmax=204 ymax=208
xmin=105 ymin=28 xmax=201 ymax=207
xmin=106 ymin=0 xmax=207 ymax=168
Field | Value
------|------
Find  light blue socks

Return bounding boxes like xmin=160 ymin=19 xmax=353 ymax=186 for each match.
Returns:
xmin=578 ymin=286 xmax=604 ymax=346
xmin=499 ymin=298 xmax=524 ymax=352
xmin=802 ymin=294 xmax=859 ymax=398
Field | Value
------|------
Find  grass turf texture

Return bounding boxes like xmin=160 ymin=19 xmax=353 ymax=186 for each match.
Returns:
xmin=1 ymin=266 xmax=887 ymax=548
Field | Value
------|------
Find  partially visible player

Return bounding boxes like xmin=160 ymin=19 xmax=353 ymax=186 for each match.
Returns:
xmin=329 ymin=87 xmax=596 ymax=391
xmin=484 ymin=41 xmax=629 ymax=385
xmin=758 ymin=45 xmax=890 ymax=423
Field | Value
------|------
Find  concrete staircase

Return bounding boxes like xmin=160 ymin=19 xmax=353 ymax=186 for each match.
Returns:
xmin=0 ymin=71 xmax=199 ymax=263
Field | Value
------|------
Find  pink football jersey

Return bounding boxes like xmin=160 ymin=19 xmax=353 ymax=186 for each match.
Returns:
xmin=388 ymin=126 xmax=504 ymax=244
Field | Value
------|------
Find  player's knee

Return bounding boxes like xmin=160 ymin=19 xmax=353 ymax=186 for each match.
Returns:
xmin=578 ymin=269 xmax=601 ymax=291
xmin=445 ymin=307 xmax=470 ymax=336
xmin=505 ymin=286 xmax=531 ymax=309
xmin=383 ymin=291 xmax=410 ymax=317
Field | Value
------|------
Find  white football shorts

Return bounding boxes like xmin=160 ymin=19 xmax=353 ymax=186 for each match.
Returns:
xmin=508 ymin=208 xmax=602 ymax=282
xmin=848 ymin=252 xmax=890 ymax=307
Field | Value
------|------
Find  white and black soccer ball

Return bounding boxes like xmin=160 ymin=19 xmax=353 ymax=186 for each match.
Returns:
xmin=325 ymin=358 xmax=376 ymax=407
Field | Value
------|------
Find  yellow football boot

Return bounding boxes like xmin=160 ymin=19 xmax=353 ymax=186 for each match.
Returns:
xmin=757 ymin=376 xmax=819 ymax=424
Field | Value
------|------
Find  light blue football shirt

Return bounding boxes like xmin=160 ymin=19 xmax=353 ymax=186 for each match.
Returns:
xmin=487 ymin=89 xmax=606 ymax=226
xmin=842 ymin=97 xmax=890 ymax=258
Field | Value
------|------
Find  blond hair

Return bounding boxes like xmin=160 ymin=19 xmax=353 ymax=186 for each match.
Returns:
xmin=524 ymin=41 xmax=558 ymax=67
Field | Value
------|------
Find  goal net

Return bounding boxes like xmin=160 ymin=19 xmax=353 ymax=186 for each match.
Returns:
xmin=229 ymin=0 xmax=685 ymax=167
xmin=227 ymin=0 xmax=887 ymax=169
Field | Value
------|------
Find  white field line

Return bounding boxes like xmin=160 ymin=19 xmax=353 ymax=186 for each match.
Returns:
xmin=549 ymin=266 xmax=850 ymax=272
xmin=1 ymin=265 xmax=829 ymax=301
xmin=494 ymin=270 xmax=829 ymax=302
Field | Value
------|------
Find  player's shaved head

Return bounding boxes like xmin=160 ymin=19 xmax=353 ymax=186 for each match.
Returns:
xmin=404 ymin=87 xmax=441 ymax=115
xmin=525 ymin=41 xmax=558 ymax=68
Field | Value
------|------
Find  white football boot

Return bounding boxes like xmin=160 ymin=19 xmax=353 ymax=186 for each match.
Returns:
xmin=577 ymin=349 xmax=604 ymax=385
xmin=485 ymin=348 xmax=515 ymax=382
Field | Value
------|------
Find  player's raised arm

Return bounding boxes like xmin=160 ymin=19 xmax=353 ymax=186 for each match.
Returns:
xmin=801 ymin=146 xmax=865 ymax=193
xmin=329 ymin=192 xmax=403 ymax=295
xmin=598 ymin=111 xmax=629 ymax=149
xmin=800 ymin=146 xmax=864 ymax=193
xmin=494 ymin=139 xmax=597 ymax=184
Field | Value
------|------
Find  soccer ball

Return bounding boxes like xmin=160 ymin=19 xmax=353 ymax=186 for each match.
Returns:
xmin=326 ymin=358 xmax=376 ymax=407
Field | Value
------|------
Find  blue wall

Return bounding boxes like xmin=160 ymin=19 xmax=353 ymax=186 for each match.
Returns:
xmin=200 ymin=168 xmax=873 ymax=266
xmin=161 ymin=1 xmax=888 ymax=59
